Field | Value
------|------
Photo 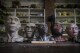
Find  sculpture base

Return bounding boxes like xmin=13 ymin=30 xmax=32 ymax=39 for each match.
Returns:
xmin=31 ymin=41 xmax=56 ymax=43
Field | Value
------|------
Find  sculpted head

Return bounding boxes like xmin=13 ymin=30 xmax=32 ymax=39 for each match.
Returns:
xmin=25 ymin=23 xmax=36 ymax=37
xmin=54 ymin=22 xmax=63 ymax=33
xmin=66 ymin=23 xmax=79 ymax=37
xmin=6 ymin=16 xmax=21 ymax=32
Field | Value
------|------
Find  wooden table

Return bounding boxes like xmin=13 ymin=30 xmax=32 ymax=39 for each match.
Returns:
xmin=0 ymin=42 xmax=80 ymax=53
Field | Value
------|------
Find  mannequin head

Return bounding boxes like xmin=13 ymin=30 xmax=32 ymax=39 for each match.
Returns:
xmin=66 ymin=23 xmax=79 ymax=37
xmin=36 ymin=24 xmax=45 ymax=36
xmin=41 ymin=24 xmax=48 ymax=33
xmin=35 ymin=24 xmax=49 ymax=41
xmin=53 ymin=22 xmax=63 ymax=38
xmin=6 ymin=16 xmax=21 ymax=32
xmin=25 ymin=23 xmax=36 ymax=38
xmin=54 ymin=22 xmax=62 ymax=33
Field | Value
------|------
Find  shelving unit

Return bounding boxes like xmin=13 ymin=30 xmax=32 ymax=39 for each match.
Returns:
xmin=7 ymin=8 xmax=45 ymax=24
xmin=54 ymin=3 xmax=80 ymax=33
xmin=75 ymin=9 xmax=80 ymax=24
xmin=30 ymin=8 xmax=45 ymax=24
xmin=5 ymin=0 xmax=45 ymax=28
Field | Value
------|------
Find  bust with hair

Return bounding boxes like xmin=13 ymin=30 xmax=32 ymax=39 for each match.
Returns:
xmin=52 ymin=22 xmax=66 ymax=41
xmin=66 ymin=23 xmax=79 ymax=41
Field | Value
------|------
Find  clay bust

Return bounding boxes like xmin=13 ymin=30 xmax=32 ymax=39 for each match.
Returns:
xmin=53 ymin=22 xmax=63 ymax=37
xmin=25 ymin=23 xmax=36 ymax=41
xmin=66 ymin=23 xmax=79 ymax=41
xmin=33 ymin=24 xmax=54 ymax=41
xmin=52 ymin=22 xmax=66 ymax=41
xmin=25 ymin=23 xmax=53 ymax=41
xmin=6 ymin=16 xmax=24 ymax=42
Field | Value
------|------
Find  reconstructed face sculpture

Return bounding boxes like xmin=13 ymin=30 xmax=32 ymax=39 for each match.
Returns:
xmin=6 ymin=16 xmax=21 ymax=32
xmin=41 ymin=24 xmax=48 ymax=33
xmin=66 ymin=23 xmax=79 ymax=37
xmin=54 ymin=22 xmax=63 ymax=33
xmin=25 ymin=23 xmax=36 ymax=38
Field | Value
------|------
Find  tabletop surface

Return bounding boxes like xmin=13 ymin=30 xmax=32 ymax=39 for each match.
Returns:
xmin=0 ymin=41 xmax=80 ymax=46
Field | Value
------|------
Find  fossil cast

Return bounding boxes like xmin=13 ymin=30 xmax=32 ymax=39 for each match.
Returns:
xmin=24 ymin=23 xmax=36 ymax=41
xmin=24 ymin=23 xmax=54 ymax=41
xmin=6 ymin=16 xmax=24 ymax=42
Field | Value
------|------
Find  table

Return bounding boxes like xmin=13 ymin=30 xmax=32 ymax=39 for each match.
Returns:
xmin=0 ymin=42 xmax=80 ymax=53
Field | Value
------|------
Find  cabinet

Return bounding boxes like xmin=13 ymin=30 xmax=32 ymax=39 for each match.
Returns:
xmin=5 ymin=0 xmax=45 ymax=28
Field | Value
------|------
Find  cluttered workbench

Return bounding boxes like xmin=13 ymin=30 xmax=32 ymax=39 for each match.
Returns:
xmin=0 ymin=41 xmax=80 ymax=53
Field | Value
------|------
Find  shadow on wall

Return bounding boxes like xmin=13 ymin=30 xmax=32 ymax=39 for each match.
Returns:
xmin=47 ymin=15 xmax=55 ymax=35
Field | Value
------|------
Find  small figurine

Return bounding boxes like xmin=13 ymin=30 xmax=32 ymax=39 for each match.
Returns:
xmin=66 ymin=23 xmax=79 ymax=42
xmin=6 ymin=16 xmax=24 ymax=42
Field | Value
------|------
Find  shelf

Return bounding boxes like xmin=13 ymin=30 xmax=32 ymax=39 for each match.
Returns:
xmin=54 ymin=2 xmax=80 ymax=9
xmin=55 ymin=3 xmax=80 ymax=5
xmin=16 ymin=8 xmax=29 ymax=9
xmin=21 ymin=23 xmax=27 ymax=25
xmin=75 ymin=9 xmax=80 ymax=10
xmin=16 ymin=8 xmax=29 ymax=12
xmin=17 ymin=16 xmax=29 ymax=18
xmin=6 ymin=6 xmax=44 ymax=11
xmin=76 ymin=23 xmax=80 ymax=24
xmin=21 ymin=22 xmax=45 ymax=25
xmin=30 ymin=15 xmax=44 ymax=17
xmin=35 ymin=23 xmax=45 ymax=24
xmin=60 ymin=23 xmax=72 ymax=25
xmin=55 ymin=8 xmax=74 ymax=10
xmin=56 ymin=16 xmax=74 ymax=18
xmin=7 ymin=8 xmax=16 ymax=10
xmin=76 ymin=15 xmax=80 ymax=17
xmin=5 ymin=0 xmax=45 ymax=28
xmin=30 ymin=8 xmax=44 ymax=11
